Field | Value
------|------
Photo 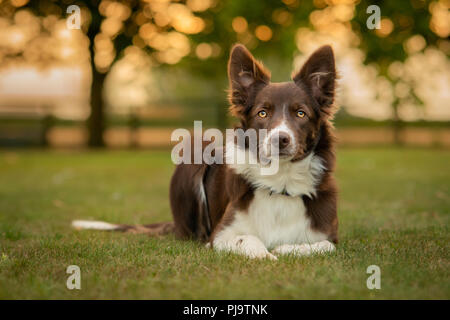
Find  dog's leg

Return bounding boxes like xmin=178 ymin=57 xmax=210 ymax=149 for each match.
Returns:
xmin=213 ymin=234 xmax=277 ymax=260
xmin=272 ymin=240 xmax=335 ymax=257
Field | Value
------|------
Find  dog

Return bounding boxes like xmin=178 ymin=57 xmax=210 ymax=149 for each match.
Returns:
xmin=73 ymin=44 xmax=339 ymax=260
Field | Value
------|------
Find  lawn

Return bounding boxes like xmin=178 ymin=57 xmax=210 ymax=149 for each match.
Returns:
xmin=0 ymin=148 xmax=448 ymax=299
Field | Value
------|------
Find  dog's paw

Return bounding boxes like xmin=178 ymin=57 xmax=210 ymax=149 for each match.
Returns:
xmin=272 ymin=244 xmax=312 ymax=256
xmin=312 ymin=240 xmax=335 ymax=253
xmin=234 ymin=235 xmax=278 ymax=260
xmin=272 ymin=240 xmax=335 ymax=257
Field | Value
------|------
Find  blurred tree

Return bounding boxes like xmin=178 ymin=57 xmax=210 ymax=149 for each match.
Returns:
xmin=1 ymin=0 xmax=220 ymax=146
xmin=0 ymin=0 xmax=306 ymax=147
xmin=0 ymin=0 xmax=447 ymax=148
xmin=354 ymin=0 xmax=444 ymax=69
xmin=352 ymin=0 xmax=447 ymax=142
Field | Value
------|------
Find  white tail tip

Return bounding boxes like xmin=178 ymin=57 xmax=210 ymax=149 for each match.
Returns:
xmin=72 ymin=220 xmax=119 ymax=231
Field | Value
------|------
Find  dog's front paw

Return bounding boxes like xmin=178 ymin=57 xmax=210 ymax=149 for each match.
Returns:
xmin=272 ymin=244 xmax=312 ymax=256
xmin=312 ymin=240 xmax=335 ymax=253
xmin=272 ymin=240 xmax=335 ymax=257
xmin=234 ymin=235 xmax=278 ymax=260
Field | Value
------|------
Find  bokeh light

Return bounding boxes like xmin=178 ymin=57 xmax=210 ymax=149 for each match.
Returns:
xmin=0 ymin=0 xmax=448 ymax=148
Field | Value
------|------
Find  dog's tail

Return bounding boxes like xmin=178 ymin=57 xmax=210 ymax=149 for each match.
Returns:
xmin=71 ymin=220 xmax=175 ymax=236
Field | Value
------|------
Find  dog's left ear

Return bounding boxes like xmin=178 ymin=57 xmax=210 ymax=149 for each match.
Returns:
xmin=228 ymin=44 xmax=270 ymax=118
xmin=293 ymin=45 xmax=336 ymax=110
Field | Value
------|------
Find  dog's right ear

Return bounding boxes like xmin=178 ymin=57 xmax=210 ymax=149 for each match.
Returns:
xmin=228 ymin=44 xmax=270 ymax=118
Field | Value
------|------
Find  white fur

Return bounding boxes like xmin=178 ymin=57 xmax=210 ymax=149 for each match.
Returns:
xmin=226 ymin=141 xmax=325 ymax=197
xmin=214 ymin=144 xmax=330 ymax=259
xmin=213 ymin=234 xmax=277 ymax=260
xmin=262 ymin=104 xmax=297 ymax=157
xmin=263 ymin=121 xmax=296 ymax=157
xmin=198 ymin=181 xmax=207 ymax=204
xmin=272 ymin=240 xmax=335 ymax=256
xmin=72 ymin=220 xmax=119 ymax=231
xmin=213 ymin=189 xmax=328 ymax=251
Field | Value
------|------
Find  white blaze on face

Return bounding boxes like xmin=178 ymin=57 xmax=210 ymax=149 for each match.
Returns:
xmin=263 ymin=104 xmax=296 ymax=159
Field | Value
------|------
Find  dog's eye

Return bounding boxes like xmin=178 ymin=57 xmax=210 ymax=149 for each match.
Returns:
xmin=296 ymin=110 xmax=306 ymax=118
xmin=258 ymin=110 xmax=267 ymax=118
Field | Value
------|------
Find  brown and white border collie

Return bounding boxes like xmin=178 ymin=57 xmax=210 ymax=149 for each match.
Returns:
xmin=73 ymin=44 xmax=339 ymax=260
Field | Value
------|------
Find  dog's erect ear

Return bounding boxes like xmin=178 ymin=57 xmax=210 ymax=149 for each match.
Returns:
xmin=228 ymin=44 xmax=270 ymax=118
xmin=293 ymin=45 xmax=336 ymax=110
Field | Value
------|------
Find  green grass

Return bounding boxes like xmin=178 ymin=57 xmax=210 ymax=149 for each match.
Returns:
xmin=0 ymin=148 xmax=449 ymax=299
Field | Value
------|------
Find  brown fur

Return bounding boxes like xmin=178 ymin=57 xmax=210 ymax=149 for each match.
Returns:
xmin=169 ymin=44 xmax=338 ymax=245
xmin=91 ymin=44 xmax=339 ymax=246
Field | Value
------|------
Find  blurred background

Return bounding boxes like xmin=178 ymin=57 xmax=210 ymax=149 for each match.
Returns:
xmin=0 ymin=0 xmax=448 ymax=149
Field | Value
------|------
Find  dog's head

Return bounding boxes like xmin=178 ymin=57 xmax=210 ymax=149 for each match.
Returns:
xmin=228 ymin=44 xmax=337 ymax=162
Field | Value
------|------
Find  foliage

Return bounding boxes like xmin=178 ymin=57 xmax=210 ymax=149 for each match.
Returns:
xmin=0 ymin=1 xmax=448 ymax=145
xmin=2 ymin=1 xmax=446 ymax=77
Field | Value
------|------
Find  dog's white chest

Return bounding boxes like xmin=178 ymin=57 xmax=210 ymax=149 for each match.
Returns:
xmin=215 ymin=150 xmax=328 ymax=250
xmin=226 ymin=189 xmax=327 ymax=249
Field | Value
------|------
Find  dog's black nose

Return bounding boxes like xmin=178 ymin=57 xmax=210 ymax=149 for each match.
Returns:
xmin=271 ymin=132 xmax=291 ymax=150
xmin=278 ymin=133 xmax=291 ymax=149
xmin=279 ymin=133 xmax=291 ymax=149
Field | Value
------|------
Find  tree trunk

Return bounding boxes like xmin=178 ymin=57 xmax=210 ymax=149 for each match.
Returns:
xmin=88 ymin=68 xmax=106 ymax=147
xmin=392 ymin=98 xmax=403 ymax=146
xmin=87 ymin=6 xmax=106 ymax=148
